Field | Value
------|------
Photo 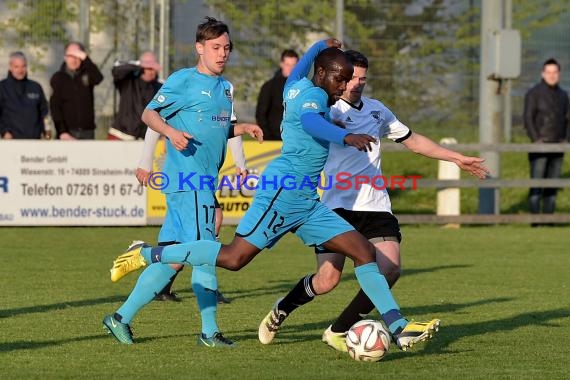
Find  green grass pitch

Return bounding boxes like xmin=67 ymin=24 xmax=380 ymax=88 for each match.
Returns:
xmin=1 ymin=225 xmax=569 ymax=379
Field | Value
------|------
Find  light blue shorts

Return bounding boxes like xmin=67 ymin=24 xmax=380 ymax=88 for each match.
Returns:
xmin=236 ymin=188 xmax=354 ymax=249
xmin=158 ymin=191 xmax=216 ymax=243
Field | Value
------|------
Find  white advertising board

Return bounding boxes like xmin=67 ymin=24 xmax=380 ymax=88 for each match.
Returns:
xmin=0 ymin=141 xmax=146 ymax=226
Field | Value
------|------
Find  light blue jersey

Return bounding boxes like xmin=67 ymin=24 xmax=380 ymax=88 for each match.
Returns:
xmin=261 ymin=40 xmax=331 ymax=201
xmin=262 ymin=78 xmax=330 ymax=200
xmin=237 ymin=40 xmax=354 ymax=249
xmin=147 ymin=67 xmax=234 ymax=193
xmin=141 ymin=67 xmax=232 ymax=337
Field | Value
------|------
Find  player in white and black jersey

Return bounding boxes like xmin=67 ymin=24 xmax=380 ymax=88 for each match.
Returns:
xmin=258 ymin=50 xmax=488 ymax=351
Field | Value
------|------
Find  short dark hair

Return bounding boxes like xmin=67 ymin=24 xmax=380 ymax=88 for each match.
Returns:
xmin=196 ymin=16 xmax=233 ymax=51
xmin=281 ymin=49 xmax=298 ymax=61
xmin=344 ymin=50 xmax=368 ymax=69
xmin=314 ymin=47 xmax=351 ymax=73
xmin=543 ymin=58 xmax=560 ymax=71
xmin=64 ymin=41 xmax=86 ymax=52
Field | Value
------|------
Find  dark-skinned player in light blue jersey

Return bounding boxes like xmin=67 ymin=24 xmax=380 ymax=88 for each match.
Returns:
xmin=110 ymin=38 xmax=440 ymax=351
xmin=103 ymin=17 xmax=262 ymax=348
xmin=259 ymin=49 xmax=488 ymax=352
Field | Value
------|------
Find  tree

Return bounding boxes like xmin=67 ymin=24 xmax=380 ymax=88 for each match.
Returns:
xmin=0 ymin=0 xmax=154 ymax=71
xmin=206 ymin=0 xmax=566 ymax=132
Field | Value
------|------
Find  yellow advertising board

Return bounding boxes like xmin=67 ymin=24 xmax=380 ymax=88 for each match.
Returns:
xmin=146 ymin=139 xmax=167 ymax=224
xmin=146 ymin=140 xmax=283 ymax=225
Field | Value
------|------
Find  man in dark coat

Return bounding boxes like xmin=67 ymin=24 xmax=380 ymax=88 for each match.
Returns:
xmin=0 ymin=52 xmax=49 ymax=139
xmin=255 ymin=49 xmax=298 ymax=141
xmin=524 ymin=58 xmax=570 ymax=218
xmin=50 ymin=41 xmax=104 ymax=140
xmin=108 ymin=51 xmax=162 ymax=140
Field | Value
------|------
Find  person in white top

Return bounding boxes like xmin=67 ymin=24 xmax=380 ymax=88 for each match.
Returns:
xmin=258 ymin=50 xmax=488 ymax=351
xmin=135 ymin=123 xmax=248 ymax=303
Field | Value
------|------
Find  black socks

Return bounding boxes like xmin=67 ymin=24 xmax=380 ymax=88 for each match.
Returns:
xmin=277 ymin=274 xmax=317 ymax=315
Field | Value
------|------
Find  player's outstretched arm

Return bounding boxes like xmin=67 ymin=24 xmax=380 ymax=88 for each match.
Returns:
xmin=286 ymin=38 xmax=341 ymax=88
xmin=402 ymin=132 xmax=489 ymax=179
xmin=300 ymin=112 xmax=375 ymax=151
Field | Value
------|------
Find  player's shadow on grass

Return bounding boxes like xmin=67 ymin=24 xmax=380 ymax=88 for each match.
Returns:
xmin=0 ymin=335 xmax=109 ymax=353
xmin=402 ymin=264 xmax=471 ymax=278
xmin=0 ymin=333 xmax=197 ymax=353
xmin=228 ymin=296 xmax=513 ymax=346
xmin=0 ymin=295 xmax=128 ymax=319
xmin=402 ymin=296 xmax=513 ymax=316
xmin=209 ymin=264 xmax=472 ymax=302
xmin=177 ymin=280 xmax=310 ymax=302
xmin=385 ymin=307 xmax=570 ymax=361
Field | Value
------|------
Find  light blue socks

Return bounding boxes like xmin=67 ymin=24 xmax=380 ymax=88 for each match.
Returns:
xmin=354 ymin=262 xmax=407 ymax=334
xmin=192 ymin=266 xmax=219 ymax=337
xmin=141 ymin=240 xmax=221 ymax=266
xmin=116 ymin=263 xmax=177 ymax=324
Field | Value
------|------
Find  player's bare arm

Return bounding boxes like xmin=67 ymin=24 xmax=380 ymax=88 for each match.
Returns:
xmin=402 ymin=131 xmax=489 ymax=179
xmin=233 ymin=123 xmax=264 ymax=143
xmin=135 ymin=168 xmax=151 ymax=186
xmin=141 ymin=108 xmax=191 ymax=151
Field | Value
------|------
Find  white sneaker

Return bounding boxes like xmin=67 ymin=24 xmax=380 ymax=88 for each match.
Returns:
xmin=258 ymin=298 xmax=287 ymax=344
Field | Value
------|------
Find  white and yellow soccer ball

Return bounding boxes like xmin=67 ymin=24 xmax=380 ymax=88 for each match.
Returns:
xmin=346 ymin=319 xmax=391 ymax=362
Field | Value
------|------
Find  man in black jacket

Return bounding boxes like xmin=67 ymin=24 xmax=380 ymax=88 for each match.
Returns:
xmin=0 ymin=52 xmax=49 ymax=139
xmin=524 ymin=58 xmax=570 ymax=217
xmin=255 ymin=49 xmax=298 ymax=140
xmin=50 ymin=42 xmax=104 ymax=140
xmin=108 ymin=51 xmax=162 ymax=140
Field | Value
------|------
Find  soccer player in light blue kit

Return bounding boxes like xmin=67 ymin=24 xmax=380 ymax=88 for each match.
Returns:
xmin=111 ymin=38 xmax=440 ymax=350
xmin=103 ymin=17 xmax=262 ymax=347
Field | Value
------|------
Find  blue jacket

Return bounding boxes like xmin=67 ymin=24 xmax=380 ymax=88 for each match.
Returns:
xmin=0 ymin=72 xmax=48 ymax=139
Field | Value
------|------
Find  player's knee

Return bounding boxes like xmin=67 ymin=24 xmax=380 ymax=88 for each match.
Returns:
xmin=380 ymin=262 xmax=400 ymax=287
xmin=362 ymin=241 xmax=376 ymax=261
xmin=387 ymin=267 xmax=401 ymax=286
xmin=224 ymin=253 xmax=248 ymax=271
xmin=351 ymin=238 xmax=376 ymax=264
xmin=224 ymin=257 xmax=243 ymax=271
xmin=383 ymin=261 xmax=401 ymax=280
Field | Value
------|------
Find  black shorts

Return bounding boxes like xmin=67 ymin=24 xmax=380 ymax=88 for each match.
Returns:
xmin=316 ymin=209 xmax=401 ymax=254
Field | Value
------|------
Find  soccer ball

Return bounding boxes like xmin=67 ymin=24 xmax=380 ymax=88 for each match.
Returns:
xmin=346 ymin=319 xmax=391 ymax=362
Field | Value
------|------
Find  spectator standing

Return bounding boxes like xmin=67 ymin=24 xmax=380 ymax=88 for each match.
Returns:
xmin=0 ymin=52 xmax=49 ymax=139
xmin=109 ymin=51 xmax=162 ymax=140
xmin=50 ymin=42 xmax=104 ymax=140
xmin=255 ymin=49 xmax=298 ymax=140
xmin=523 ymin=58 xmax=569 ymax=219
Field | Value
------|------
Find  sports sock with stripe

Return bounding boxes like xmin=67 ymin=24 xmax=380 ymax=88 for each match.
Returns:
xmin=277 ymin=274 xmax=316 ymax=315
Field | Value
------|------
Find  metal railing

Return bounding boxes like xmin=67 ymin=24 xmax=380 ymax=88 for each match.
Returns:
xmin=382 ymin=143 xmax=570 ymax=224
